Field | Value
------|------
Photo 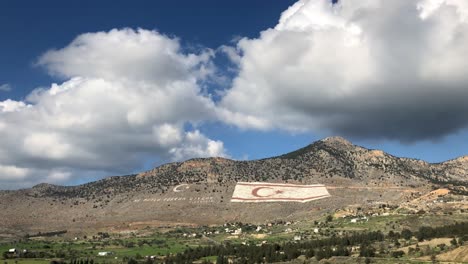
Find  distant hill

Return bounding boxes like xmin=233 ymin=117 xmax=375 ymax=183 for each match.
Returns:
xmin=0 ymin=136 xmax=466 ymax=237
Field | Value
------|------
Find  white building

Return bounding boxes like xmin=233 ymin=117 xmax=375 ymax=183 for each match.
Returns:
xmin=233 ymin=228 xmax=242 ymax=235
xmin=351 ymin=217 xmax=368 ymax=223
xmin=98 ymin=252 xmax=113 ymax=256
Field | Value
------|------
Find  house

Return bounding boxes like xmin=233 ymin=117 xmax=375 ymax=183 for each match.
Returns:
xmin=351 ymin=217 xmax=368 ymax=223
xmin=6 ymin=249 xmax=19 ymax=258
xmin=97 ymin=251 xmax=113 ymax=256
xmin=233 ymin=228 xmax=242 ymax=235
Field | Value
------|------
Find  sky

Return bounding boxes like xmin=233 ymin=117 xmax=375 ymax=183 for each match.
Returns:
xmin=1 ymin=0 xmax=468 ymax=189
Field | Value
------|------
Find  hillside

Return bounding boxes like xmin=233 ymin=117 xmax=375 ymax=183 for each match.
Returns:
xmin=0 ymin=137 xmax=466 ymax=238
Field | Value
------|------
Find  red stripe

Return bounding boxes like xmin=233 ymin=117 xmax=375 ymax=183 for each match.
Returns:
xmin=236 ymin=182 xmax=325 ymax=188
xmin=231 ymin=194 xmax=330 ymax=201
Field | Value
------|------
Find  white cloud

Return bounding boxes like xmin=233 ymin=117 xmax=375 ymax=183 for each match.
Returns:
xmin=5 ymin=1 xmax=468 ymax=188
xmin=0 ymin=165 xmax=30 ymax=181
xmin=0 ymin=165 xmax=74 ymax=189
xmin=37 ymin=28 xmax=215 ymax=84
xmin=169 ymin=130 xmax=225 ymax=161
xmin=45 ymin=171 xmax=72 ymax=183
xmin=0 ymin=28 xmax=226 ymax=189
xmin=220 ymin=0 xmax=468 ymax=141
xmin=0 ymin=83 xmax=11 ymax=92
xmin=219 ymin=45 xmax=242 ymax=65
xmin=0 ymin=99 xmax=30 ymax=112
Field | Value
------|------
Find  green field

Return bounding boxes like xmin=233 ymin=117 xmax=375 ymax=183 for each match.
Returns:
xmin=3 ymin=260 xmax=51 ymax=264
xmin=1 ymin=213 xmax=467 ymax=263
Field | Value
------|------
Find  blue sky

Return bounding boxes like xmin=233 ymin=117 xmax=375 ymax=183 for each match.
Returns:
xmin=0 ymin=0 xmax=297 ymax=101
xmin=1 ymin=0 xmax=468 ymax=188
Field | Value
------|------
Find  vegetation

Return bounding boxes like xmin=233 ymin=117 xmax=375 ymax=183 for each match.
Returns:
xmin=416 ymin=222 xmax=468 ymax=241
xmin=6 ymin=219 xmax=462 ymax=263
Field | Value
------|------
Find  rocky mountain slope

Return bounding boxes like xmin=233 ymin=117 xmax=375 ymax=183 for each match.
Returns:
xmin=0 ymin=137 xmax=466 ymax=237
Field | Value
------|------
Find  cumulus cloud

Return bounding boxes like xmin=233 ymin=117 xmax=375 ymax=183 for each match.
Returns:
xmin=219 ymin=45 xmax=242 ymax=65
xmin=220 ymin=0 xmax=468 ymax=141
xmin=0 ymin=83 xmax=12 ymax=92
xmin=37 ymin=29 xmax=216 ymax=84
xmin=0 ymin=28 xmax=226 ymax=189
xmin=5 ymin=1 xmax=468 ymax=188
xmin=0 ymin=99 xmax=29 ymax=112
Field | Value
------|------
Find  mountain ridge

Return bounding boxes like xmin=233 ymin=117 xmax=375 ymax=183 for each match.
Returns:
xmin=0 ymin=137 xmax=466 ymax=236
xmin=17 ymin=136 xmax=467 ymax=191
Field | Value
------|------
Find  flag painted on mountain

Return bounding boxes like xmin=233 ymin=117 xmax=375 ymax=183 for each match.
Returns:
xmin=230 ymin=182 xmax=330 ymax=203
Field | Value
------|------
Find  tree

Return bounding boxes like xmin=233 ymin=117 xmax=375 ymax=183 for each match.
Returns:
xmin=450 ymin=238 xmax=458 ymax=246
xmin=391 ymin=251 xmax=404 ymax=258
xmin=360 ymin=245 xmax=376 ymax=258
xmin=394 ymin=239 xmax=401 ymax=247
xmin=127 ymin=258 xmax=138 ymax=264
xmin=138 ymin=240 xmax=145 ymax=247
xmin=126 ymin=241 xmax=135 ymax=248
xmin=216 ymin=256 xmax=227 ymax=264
xmin=315 ymin=249 xmax=325 ymax=261
xmin=402 ymin=229 xmax=412 ymax=240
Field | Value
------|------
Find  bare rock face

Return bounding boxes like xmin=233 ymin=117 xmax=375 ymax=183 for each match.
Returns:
xmin=0 ymin=137 xmax=466 ymax=235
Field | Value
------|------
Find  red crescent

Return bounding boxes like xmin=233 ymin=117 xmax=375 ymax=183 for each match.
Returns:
xmin=251 ymin=187 xmax=276 ymax=197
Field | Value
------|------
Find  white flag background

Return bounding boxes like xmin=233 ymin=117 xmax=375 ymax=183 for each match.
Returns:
xmin=230 ymin=182 xmax=330 ymax=203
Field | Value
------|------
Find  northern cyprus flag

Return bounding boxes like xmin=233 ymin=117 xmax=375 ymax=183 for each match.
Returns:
xmin=230 ymin=182 xmax=330 ymax=203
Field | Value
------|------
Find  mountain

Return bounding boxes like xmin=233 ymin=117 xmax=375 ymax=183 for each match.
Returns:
xmin=0 ymin=137 xmax=466 ymax=238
